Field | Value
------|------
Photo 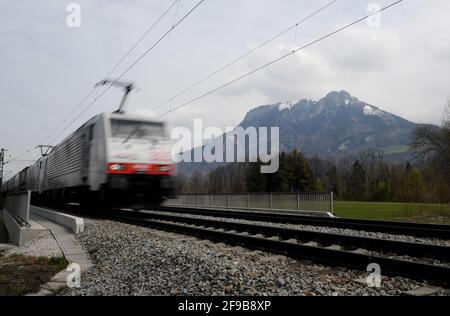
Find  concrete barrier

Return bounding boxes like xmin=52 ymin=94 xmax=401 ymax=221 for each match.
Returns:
xmin=2 ymin=211 xmax=47 ymax=246
xmin=31 ymin=206 xmax=84 ymax=234
xmin=4 ymin=191 xmax=31 ymax=224
xmin=0 ymin=211 xmax=8 ymax=242
xmin=2 ymin=191 xmax=48 ymax=246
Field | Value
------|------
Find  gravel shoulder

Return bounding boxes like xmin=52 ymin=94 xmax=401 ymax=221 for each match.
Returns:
xmin=63 ymin=218 xmax=450 ymax=296
xmin=6 ymin=231 xmax=63 ymax=258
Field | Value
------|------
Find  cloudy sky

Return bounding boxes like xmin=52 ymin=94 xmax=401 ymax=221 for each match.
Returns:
xmin=1 ymin=0 xmax=450 ymax=178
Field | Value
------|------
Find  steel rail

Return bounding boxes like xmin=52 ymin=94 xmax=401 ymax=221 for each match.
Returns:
xmin=155 ymin=205 xmax=450 ymax=239
xmin=113 ymin=210 xmax=450 ymax=261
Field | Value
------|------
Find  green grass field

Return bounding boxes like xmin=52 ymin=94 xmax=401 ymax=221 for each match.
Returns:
xmin=174 ymin=195 xmax=450 ymax=225
xmin=334 ymin=201 xmax=450 ymax=224
xmin=0 ymin=254 xmax=68 ymax=296
xmin=382 ymin=145 xmax=410 ymax=154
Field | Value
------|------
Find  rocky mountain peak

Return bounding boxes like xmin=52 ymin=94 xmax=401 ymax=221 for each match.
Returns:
xmin=324 ymin=90 xmax=357 ymax=107
xmin=238 ymin=91 xmax=418 ymax=157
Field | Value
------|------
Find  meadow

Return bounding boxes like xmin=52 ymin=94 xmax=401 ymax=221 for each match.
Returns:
xmin=334 ymin=201 xmax=450 ymax=224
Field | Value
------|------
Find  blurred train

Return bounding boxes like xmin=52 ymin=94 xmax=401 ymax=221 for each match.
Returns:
xmin=1 ymin=112 xmax=176 ymax=209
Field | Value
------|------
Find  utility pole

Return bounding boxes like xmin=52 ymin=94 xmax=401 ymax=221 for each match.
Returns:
xmin=0 ymin=148 xmax=4 ymax=208
xmin=0 ymin=148 xmax=4 ymax=186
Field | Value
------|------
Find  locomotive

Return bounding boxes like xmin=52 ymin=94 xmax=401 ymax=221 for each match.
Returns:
xmin=1 ymin=81 xmax=176 ymax=209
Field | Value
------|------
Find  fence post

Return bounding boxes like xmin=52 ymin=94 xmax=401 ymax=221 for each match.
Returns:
xmin=297 ymin=193 xmax=300 ymax=211
xmin=226 ymin=194 xmax=229 ymax=208
xmin=247 ymin=194 xmax=249 ymax=208
xmin=330 ymin=191 xmax=334 ymax=214
xmin=269 ymin=193 xmax=272 ymax=209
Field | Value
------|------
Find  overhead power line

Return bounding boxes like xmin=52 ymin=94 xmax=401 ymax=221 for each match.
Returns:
xmin=4 ymin=160 xmax=37 ymax=163
xmin=41 ymin=0 xmax=180 ymax=146
xmin=5 ymin=0 xmax=203 ymax=168
xmin=3 ymin=148 xmax=37 ymax=165
xmin=47 ymin=0 xmax=207 ymax=146
xmin=158 ymin=0 xmax=403 ymax=117
xmin=3 ymin=148 xmax=35 ymax=152
xmin=150 ymin=0 xmax=338 ymax=113
xmin=101 ymin=0 xmax=181 ymax=84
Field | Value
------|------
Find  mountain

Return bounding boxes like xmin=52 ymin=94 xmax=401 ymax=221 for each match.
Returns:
xmin=240 ymin=90 xmax=416 ymax=157
xmin=178 ymin=91 xmax=422 ymax=174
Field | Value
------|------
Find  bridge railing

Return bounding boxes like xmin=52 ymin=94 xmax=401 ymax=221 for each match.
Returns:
xmin=3 ymin=190 xmax=31 ymax=225
xmin=166 ymin=192 xmax=334 ymax=215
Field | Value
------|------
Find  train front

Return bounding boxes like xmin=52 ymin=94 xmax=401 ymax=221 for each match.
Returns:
xmin=105 ymin=113 xmax=175 ymax=209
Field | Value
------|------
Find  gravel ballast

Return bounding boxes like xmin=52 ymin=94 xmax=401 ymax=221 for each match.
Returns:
xmin=64 ymin=218 xmax=450 ymax=296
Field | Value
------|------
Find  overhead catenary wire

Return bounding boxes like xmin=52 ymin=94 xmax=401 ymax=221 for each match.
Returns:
xmin=47 ymin=0 xmax=207 ymax=146
xmin=149 ymin=0 xmax=339 ymax=114
xmin=158 ymin=0 xmax=403 ymax=118
xmin=292 ymin=23 xmax=299 ymax=52
xmin=4 ymin=160 xmax=37 ymax=163
xmin=3 ymin=0 xmax=204 ymax=177
xmin=100 ymin=0 xmax=180 ymax=86
xmin=172 ymin=0 xmax=182 ymax=28
xmin=40 ymin=0 xmax=180 ymax=146
xmin=3 ymin=148 xmax=37 ymax=165
xmin=3 ymin=148 xmax=35 ymax=152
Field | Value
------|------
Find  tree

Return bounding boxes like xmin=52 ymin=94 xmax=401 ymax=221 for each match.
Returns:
xmin=412 ymin=101 xmax=450 ymax=177
xmin=315 ymin=178 xmax=325 ymax=192
xmin=175 ymin=173 xmax=189 ymax=194
xmin=208 ymin=167 xmax=226 ymax=193
xmin=373 ymin=180 xmax=389 ymax=201
xmin=348 ymin=160 xmax=366 ymax=200
xmin=406 ymin=168 xmax=426 ymax=202
xmin=411 ymin=101 xmax=450 ymax=201
xmin=272 ymin=152 xmax=292 ymax=192
xmin=190 ymin=171 xmax=204 ymax=194
xmin=289 ymin=150 xmax=314 ymax=192
xmin=326 ymin=165 xmax=340 ymax=196
xmin=246 ymin=161 xmax=267 ymax=192
xmin=229 ymin=164 xmax=247 ymax=193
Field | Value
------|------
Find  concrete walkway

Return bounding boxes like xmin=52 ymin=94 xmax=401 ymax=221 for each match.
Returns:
xmin=30 ymin=213 xmax=92 ymax=269
xmin=26 ymin=212 xmax=92 ymax=296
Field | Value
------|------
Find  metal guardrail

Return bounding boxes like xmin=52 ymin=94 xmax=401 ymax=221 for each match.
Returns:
xmin=166 ymin=192 xmax=334 ymax=214
xmin=4 ymin=190 xmax=31 ymax=225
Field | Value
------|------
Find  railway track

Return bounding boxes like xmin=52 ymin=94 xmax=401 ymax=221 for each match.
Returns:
xmin=155 ymin=205 xmax=450 ymax=239
xmin=102 ymin=208 xmax=450 ymax=287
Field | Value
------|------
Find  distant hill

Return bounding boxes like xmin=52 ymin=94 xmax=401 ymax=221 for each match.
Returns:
xmin=178 ymin=90 xmax=424 ymax=175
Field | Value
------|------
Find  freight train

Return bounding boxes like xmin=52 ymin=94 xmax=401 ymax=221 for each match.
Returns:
xmin=1 ymin=111 xmax=176 ymax=209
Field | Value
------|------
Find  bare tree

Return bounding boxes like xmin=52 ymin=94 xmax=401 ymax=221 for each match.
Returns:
xmin=412 ymin=100 xmax=450 ymax=175
xmin=444 ymin=100 xmax=450 ymax=125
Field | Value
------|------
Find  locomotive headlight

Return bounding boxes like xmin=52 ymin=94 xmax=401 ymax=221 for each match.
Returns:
xmin=159 ymin=166 xmax=170 ymax=172
xmin=110 ymin=164 xmax=125 ymax=171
